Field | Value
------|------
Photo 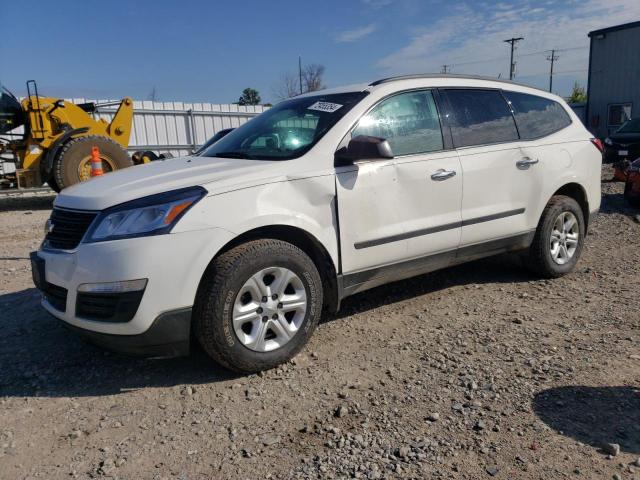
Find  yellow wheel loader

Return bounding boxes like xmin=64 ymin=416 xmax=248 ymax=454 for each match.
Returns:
xmin=0 ymin=80 xmax=138 ymax=191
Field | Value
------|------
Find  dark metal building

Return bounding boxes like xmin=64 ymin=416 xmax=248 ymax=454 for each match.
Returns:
xmin=586 ymin=21 xmax=640 ymax=138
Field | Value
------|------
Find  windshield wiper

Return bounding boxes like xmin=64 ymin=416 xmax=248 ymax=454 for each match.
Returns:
xmin=211 ymin=151 xmax=253 ymax=159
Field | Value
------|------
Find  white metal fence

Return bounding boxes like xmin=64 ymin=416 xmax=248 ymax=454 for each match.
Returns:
xmin=1 ymin=99 xmax=268 ymax=174
xmin=93 ymin=99 xmax=267 ymax=157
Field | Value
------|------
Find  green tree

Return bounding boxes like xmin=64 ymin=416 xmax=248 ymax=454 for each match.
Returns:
xmin=238 ymin=88 xmax=261 ymax=106
xmin=568 ymin=82 xmax=587 ymax=104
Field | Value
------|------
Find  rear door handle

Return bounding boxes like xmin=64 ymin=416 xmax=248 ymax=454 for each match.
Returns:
xmin=430 ymin=169 xmax=456 ymax=181
xmin=516 ymin=157 xmax=539 ymax=169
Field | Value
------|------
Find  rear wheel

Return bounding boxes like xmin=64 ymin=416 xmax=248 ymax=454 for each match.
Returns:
xmin=53 ymin=135 xmax=132 ymax=190
xmin=525 ymin=195 xmax=585 ymax=278
xmin=194 ymin=239 xmax=323 ymax=373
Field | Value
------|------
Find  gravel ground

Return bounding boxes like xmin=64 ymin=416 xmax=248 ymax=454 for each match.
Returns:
xmin=0 ymin=167 xmax=639 ymax=480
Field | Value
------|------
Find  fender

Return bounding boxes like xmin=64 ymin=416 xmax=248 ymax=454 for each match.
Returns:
xmin=39 ymin=127 xmax=90 ymax=180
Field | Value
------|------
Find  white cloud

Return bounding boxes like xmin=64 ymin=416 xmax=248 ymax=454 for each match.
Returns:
xmin=335 ymin=23 xmax=377 ymax=43
xmin=375 ymin=0 xmax=640 ymax=93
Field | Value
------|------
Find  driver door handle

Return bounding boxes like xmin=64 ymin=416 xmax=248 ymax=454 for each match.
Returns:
xmin=516 ymin=157 xmax=539 ymax=169
xmin=430 ymin=169 xmax=456 ymax=181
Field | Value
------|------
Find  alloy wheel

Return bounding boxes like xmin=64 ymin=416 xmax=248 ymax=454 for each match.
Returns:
xmin=232 ymin=267 xmax=307 ymax=352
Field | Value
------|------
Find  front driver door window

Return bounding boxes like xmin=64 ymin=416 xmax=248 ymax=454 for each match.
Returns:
xmin=352 ymin=90 xmax=444 ymax=156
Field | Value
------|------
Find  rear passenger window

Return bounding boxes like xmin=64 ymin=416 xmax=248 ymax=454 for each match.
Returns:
xmin=444 ymin=89 xmax=519 ymax=148
xmin=353 ymin=90 xmax=443 ymax=156
xmin=503 ymin=91 xmax=571 ymax=139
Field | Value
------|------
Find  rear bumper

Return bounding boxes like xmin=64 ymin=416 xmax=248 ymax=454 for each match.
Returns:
xmin=57 ymin=307 xmax=192 ymax=358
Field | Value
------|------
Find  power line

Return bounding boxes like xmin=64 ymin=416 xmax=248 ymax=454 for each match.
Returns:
xmin=546 ymin=49 xmax=559 ymax=92
xmin=441 ymin=64 xmax=452 ymax=73
xmin=503 ymin=37 xmax=524 ymax=80
xmin=447 ymin=45 xmax=588 ymax=69
xmin=516 ymin=68 xmax=588 ymax=78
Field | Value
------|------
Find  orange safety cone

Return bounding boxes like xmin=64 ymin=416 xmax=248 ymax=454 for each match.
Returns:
xmin=90 ymin=146 xmax=103 ymax=177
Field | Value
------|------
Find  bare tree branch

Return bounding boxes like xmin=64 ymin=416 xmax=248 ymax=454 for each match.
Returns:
xmin=302 ymin=64 xmax=325 ymax=93
xmin=271 ymin=63 xmax=327 ymax=102
xmin=271 ymin=72 xmax=300 ymax=101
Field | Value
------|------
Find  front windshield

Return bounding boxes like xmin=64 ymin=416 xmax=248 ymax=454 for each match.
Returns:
xmin=618 ymin=118 xmax=640 ymax=133
xmin=201 ymin=91 xmax=368 ymax=160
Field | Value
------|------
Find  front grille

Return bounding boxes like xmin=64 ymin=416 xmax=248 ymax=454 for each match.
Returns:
xmin=43 ymin=282 xmax=68 ymax=312
xmin=45 ymin=208 xmax=97 ymax=250
xmin=76 ymin=290 xmax=145 ymax=323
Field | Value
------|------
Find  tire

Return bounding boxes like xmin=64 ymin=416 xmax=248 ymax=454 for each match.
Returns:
xmin=53 ymin=135 xmax=132 ymax=190
xmin=624 ymin=181 xmax=640 ymax=207
xmin=525 ymin=195 xmax=585 ymax=278
xmin=47 ymin=176 xmax=61 ymax=193
xmin=194 ymin=239 xmax=323 ymax=373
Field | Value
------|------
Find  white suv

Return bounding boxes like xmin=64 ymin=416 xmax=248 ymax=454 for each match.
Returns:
xmin=31 ymin=75 xmax=601 ymax=373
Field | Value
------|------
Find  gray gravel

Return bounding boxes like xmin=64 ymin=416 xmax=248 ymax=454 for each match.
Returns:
xmin=0 ymin=167 xmax=639 ymax=479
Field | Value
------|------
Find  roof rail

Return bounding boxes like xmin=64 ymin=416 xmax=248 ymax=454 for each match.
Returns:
xmin=368 ymin=73 xmax=532 ymax=88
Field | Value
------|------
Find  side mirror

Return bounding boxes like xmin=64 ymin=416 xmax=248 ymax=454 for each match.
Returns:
xmin=334 ymin=135 xmax=394 ymax=166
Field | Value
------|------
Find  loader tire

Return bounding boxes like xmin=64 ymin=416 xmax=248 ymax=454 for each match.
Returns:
xmin=47 ymin=176 xmax=61 ymax=193
xmin=53 ymin=135 xmax=132 ymax=190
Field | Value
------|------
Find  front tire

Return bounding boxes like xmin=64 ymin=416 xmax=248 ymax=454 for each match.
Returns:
xmin=194 ymin=239 xmax=323 ymax=373
xmin=525 ymin=195 xmax=585 ymax=278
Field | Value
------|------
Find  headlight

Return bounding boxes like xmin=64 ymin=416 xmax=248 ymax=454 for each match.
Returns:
xmin=86 ymin=186 xmax=206 ymax=242
xmin=604 ymin=137 xmax=613 ymax=146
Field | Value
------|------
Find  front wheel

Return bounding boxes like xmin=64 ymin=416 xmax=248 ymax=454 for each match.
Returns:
xmin=525 ymin=195 xmax=585 ymax=278
xmin=194 ymin=239 xmax=323 ymax=373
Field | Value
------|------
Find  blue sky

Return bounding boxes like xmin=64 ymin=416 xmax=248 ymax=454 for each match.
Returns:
xmin=2 ymin=0 xmax=638 ymax=103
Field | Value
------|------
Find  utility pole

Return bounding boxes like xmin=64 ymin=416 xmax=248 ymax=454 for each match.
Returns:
xmin=546 ymin=49 xmax=559 ymax=93
xmin=298 ymin=56 xmax=303 ymax=95
xmin=503 ymin=37 xmax=524 ymax=80
xmin=441 ymin=64 xmax=451 ymax=74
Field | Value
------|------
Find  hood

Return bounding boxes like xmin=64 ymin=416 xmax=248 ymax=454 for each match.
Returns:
xmin=54 ymin=155 xmax=302 ymax=211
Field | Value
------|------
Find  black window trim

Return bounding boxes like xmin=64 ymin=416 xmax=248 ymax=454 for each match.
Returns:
xmin=334 ymin=87 xmax=454 ymax=166
xmin=439 ymin=86 xmax=574 ymax=149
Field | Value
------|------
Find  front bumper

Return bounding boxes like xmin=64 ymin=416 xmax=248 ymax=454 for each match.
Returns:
xmin=31 ymin=227 xmax=234 ymax=342
xmin=57 ymin=307 xmax=192 ymax=357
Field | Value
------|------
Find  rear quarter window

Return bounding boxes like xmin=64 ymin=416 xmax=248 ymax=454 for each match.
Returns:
xmin=503 ymin=91 xmax=572 ymax=139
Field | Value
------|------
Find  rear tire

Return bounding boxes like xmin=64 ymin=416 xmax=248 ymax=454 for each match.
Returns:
xmin=194 ymin=239 xmax=323 ymax=373
xmin=53 ymin=135 xmax=132 ymax=190
xmin=525 ymin=195 xmax=585 ymax=278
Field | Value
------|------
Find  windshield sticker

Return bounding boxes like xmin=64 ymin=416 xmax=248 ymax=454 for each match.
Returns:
xmin=308 ymin=101 xmax=343 ymax=113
